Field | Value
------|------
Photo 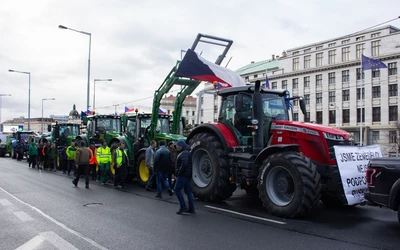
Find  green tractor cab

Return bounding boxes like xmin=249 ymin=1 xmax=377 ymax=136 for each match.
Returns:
xmin=0 ymin=135 xmax=12 ymax=157
xmin=47 ymin=122 xmax=81 ymax=148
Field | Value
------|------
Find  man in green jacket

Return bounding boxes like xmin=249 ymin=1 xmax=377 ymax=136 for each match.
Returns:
xmin=66 ymin=141 xmax=78 ymax=176
xmin=28 ymin=142 xmax=37 ymax=169
xmin=49 ymin=142 xmax=58 ymax=171
xmin=96 ymin=140 xmax=111 ymax=184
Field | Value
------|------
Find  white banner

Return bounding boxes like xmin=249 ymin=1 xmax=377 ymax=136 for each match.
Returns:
xmin=334 ymin=145 xmax=382 ymax=205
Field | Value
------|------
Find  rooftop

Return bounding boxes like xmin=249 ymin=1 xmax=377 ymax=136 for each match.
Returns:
xmin=236 ymin=59 xmax=279 ymax=76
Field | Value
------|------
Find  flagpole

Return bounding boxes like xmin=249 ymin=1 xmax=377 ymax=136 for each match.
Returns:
xmin=360 ymin=54 xmax=363 ymax=146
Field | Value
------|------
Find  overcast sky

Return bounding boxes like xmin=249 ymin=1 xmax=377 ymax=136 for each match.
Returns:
xmin=1 ymin=0 xmax=399 ymax=123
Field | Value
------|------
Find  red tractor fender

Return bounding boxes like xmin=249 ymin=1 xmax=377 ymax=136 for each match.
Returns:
xmin=186 ymin=123 xmax=239 ymax=148
xmin=254 ymin=144 xmax=300 ymax=168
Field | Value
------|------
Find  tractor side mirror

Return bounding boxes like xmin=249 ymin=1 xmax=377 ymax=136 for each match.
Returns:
xmin=47 ymin=125 xmax=51 ymax=132
xmin=299 ymin=99 xmax=307 ymax=115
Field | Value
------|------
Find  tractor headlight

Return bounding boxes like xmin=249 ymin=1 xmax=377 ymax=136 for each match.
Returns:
xmin=323 ymin=132 xmax=344 ymax=141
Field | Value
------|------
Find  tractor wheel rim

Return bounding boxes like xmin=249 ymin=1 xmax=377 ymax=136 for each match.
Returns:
xmin=139 ymin=160 xmax=149 ymax=182
xmin=192 ymin=149 xmax=212 ymax=188
xmin=266 ymin=166 xmax=294 ymax=206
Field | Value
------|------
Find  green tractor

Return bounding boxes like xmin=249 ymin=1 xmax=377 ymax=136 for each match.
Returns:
xmin=0 ymin=135 xmax=12 ymax=157
xmin=46 ymin=121 xmax=81 ymax=148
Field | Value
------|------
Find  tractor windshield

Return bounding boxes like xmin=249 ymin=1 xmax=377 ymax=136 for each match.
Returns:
xmin=96 ymin=118 xmax=121 ymax=133
xmin=262 ymin=94 xmax=289 ymax=120
xmin=126 ymin=119 xmax=136 ymax=138
xmin=158 ymin=117 xmax=170 ymax=134
xmin=59 ymin=124 xmax=79 ymax=137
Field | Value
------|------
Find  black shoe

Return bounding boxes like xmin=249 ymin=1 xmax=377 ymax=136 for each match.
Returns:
xmin=146 ymin=187 xmax=154 ymax=191
xmin=85 ymin=185 xmax=89 ymax=189
xmin=168 ymin=189 xmax=174 ymax=196
xmin=186 ymin=209 xmax=196 ymax=214
xmin=72 ymin=180 xmax=77 ymax=187
xmin=155 ymin=194 xmax=162 ymax=198
xmin=122 ymin=185 xmax=128 ymax=189
xmin=176 ymin=207 xmax=188 ymax=214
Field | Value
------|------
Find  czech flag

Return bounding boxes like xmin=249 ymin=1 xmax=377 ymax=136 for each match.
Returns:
xmin=86 ymin=109 xmax=93 ymax=115
xmin=159 ymin=108 xmax=166 ymax=114
xmin=175 ymin=49 xmax=245 ymax=88
xmin=125 ymin=106 xmax=135 ymax=113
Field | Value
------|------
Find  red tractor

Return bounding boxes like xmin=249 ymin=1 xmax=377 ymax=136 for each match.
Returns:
xmin=187 ymin=80 xmax=352 ymax=218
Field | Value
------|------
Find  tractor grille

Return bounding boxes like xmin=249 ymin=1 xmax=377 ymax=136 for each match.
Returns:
xmin=327 ymin=139 xmax=351 ymax=160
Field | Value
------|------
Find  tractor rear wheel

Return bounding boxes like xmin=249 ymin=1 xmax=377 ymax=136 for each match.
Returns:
xmin=398 ymin=205 xmax=400 ymax=224
xmin=320 ymin=184 xmax=348 ymax=208
xmin=257 ymin=151 xmax=322 ymax=218
xmin=136 ymin=152 xmax=149 ymax=187
xmin=190 ymin=132 xmax=235 ymax=202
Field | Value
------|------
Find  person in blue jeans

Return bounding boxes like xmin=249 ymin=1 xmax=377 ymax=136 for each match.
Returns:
xmin=154 ymin=140 xmax=174 ymax=198
xmin=174 ymin=139 xmax=195 ymax=214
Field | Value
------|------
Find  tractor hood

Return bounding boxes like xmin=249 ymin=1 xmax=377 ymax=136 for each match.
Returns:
xmin=272 ymin=120 xmax=351 ymax=140
xmin=155 ymin=133 xmax=186 ymax=142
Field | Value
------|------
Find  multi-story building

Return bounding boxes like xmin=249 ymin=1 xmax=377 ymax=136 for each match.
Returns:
xmin=160 ymin=95 xmax=197 ymax=126
xmin=267 ymin=25 xmax=400 ymax=156
xmin=2 ymin=117 xmax=54 ymax=134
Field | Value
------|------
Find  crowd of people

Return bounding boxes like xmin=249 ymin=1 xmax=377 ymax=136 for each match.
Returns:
xmin=24 ymin=138 xmax=195 ymax=214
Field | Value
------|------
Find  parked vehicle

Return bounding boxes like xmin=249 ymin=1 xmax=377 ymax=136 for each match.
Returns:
xmin=365 ymin=157 xmax=400 ymax=224
xmin=0 ymin=135 xmax=12 ymax=157
xmin=11 ymin=131 xmax=35 ymax=159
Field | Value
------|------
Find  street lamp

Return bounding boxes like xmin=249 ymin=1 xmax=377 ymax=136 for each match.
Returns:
xmin=329 ymin=104 xmax=341 ymax=127
xmin=8 ymin=69 xmax=31 ymax=130
xmin=42 ymin=98 xmax=55 ymax=134
xmin=58 ymin=24 xmax=91 ymax=111
xmin=0 ymin=94 xmax=11 ymax=125
xmin=93 ymin=79 xmax=112 ymax=110
xmin=113 ymin=104 xmax=119 ymax=115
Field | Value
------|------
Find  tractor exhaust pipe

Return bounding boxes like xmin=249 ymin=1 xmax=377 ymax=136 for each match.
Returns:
xmin=253 ymin=80 xmax=263 ymax=155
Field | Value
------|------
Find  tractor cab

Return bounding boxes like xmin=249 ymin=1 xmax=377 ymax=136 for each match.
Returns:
xmin=48 ymin=122 xmax=80 ymax=147
xmin=83 ymin=114 xmax=122 ymax=146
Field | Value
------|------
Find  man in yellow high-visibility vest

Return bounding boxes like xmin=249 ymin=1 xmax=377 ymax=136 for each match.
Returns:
xmin=96 ymin=140 xmax=111 ymax=184
xmin=113 ymin=142 xmax=129 ymax=189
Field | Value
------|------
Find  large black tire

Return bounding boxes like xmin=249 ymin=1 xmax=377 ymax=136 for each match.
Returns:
xmin=257 ymin=151 xmax=322 ymax=218
xmin=0 ymin=148 xmax=5 ymax=157
xmin=189 ymin=132 xmax=235 ymax=202
xmin=320 ymin=184 xmax=348 ymax=208
xmin=397 ymin=204 xmax=400 ymax=224
xmin=136 ymin=152 xmax=149 ymax=187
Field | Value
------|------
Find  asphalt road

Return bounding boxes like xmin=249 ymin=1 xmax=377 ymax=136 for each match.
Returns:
xmin=0 ymin=157 xmax=399 ymax=250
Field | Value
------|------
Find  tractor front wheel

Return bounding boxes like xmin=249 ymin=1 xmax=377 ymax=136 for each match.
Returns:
xmin=258 ymin=151 xmax=322 ymax=218
xmin=136 ymin=152 xmax=149 ymax=187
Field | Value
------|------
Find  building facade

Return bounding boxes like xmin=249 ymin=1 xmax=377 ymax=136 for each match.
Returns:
xmin=2 ymin=117 xmax=54 ymax=134
xmin=267 ymin=25 xmax=400 ymax=156
xmin=160 ymin=95 xmax=197 ymax=126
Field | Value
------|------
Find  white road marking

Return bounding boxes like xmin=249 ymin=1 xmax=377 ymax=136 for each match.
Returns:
xmin=15 ymin=231 xmax=78 ymax=250
xmin=0 ymin=199 xmax=13 ymax=206
xmin=204 ymin=205 xmax=287 ymax=225
xmin=13 ymin=211 xmax=34 ymax=222
xmin=0 ymin=187 xmax=108 ymax=250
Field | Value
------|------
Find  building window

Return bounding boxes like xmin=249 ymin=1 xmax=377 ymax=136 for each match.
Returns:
xmin=316 ymin=46 xmax=323 ymax=50
xmin=293 ymin=57 xmax=299 ymax=71
xmin=343 ymin=89 xmax=350 ymax=101
xmin=389 ymin=106 xmax=398 ymax=121
xmin=328 ymin=50 xmax=336 ymax=64
xmin=356 ymin=36 xmax=365 ymax=41
xmin=329 ymin=91 xmax=335 ymax=102
xmin=254 ymin=74 xmax=258 ymax=79
xmin=293 ymin=51 xmax=299 ymax=56
xmin=328 ymin=72 xmax=335 ymax=84
xmin=192 ymin=111 xmax=195 ymax=116
xmin=304 ymin=55 xmax=311 ymax=69
xmin=292 ymin=78 xmax=298 ymax=89
xmin=328 ymin=43 xmax=336 ymax=47
xmin=389 ymin=84 xmax=398 ymax=96
xmin=304 ymin=94 xmax=310 ymax=105
xmin=186 ymin=111 xmax=189 ymax=117
xmin=342 ymin=47 xmax=350 ymax=62
xmin=245 ymin=76 xmax=249 ymax=81
xmin=356 ymin=68 xmax=365 ymax=80
xmin=214 ymin=105 xmax=218 ymax=113
xmin=372 ymin=40 xmax=380 ymax=56
xmin=316 ymin=111 xmax=323 ymax=124
xmin=388 ymin=62 xmax=398 ymax=76
xmin=356 ymin=44 xmax=365 ymax=59
xmin=282 ymin=80 xmax=287 ymax=90
xmin=357 ymin=108 xmax=365 ymax=122
xmin=357 ymin=88 xmax=365 ymax=100
xmin=329 ymin=110 xmax=336 ymax=124
xmin=304 ymin=48 xmax=311 ymax=53
xmin=201 ymin=109 xmax=204 ymax=116
xmin=305 ymin=112 xmax=310 ymax=122
xmin=214 ymin=95 xmax=218 ymax=101
xmin=372 ymin=131 xmax=380 ymax=143
xmin=271 ymin=81 xmax=277 ymax=89
xmin=316 ymin=53 xmax=323 ymax=67
xmin=293 ymin=100 xmax=298 ymax=106
xmin=371 ymin=32 xmax=380 ymax=38
xmin=372 ymin=107 xmax=381 ymax=122
xmin=293 ymin=113 xmax=299 ymax=121
xmin=342 ymin=70 xmax=350 ymax=82
xmin=372 ymin=86 xmax=381 ymax=98
xmin=316 ymin=92 xmax=323 ymax=104
xmin=342 ymin=109 xmax=350 ymax=123
xmin=372 ymin=69 xmax=380 ymax=78
xmin=304 ymin=76 xmax=310 ymax=87
xmin=316 ymin=74 xmax=322 ymax=87
xmin=389 ymin=131 xmax=397 ymax=143
xmin=342 ymin=39 xmax=350 ymax=45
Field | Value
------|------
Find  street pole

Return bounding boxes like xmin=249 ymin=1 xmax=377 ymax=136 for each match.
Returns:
xmin=8 ymin=70 xmax=31 ymax=130
xmin=58 ymin=25 xmax=91 ymax=111
xmin=113 ymin=104 xmax=119 ymax=115
xmin=42 ymin=98 xmax=55 ymax=134
xmin=93 ymin=79 xmax=112 ymax=110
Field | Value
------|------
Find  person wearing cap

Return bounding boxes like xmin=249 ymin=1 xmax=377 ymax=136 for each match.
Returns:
xmin=174 ymin=139 xmax=195 ymax=214
xmin=66 ymin=141 xmax=78 ymax=176
xmin=113 ymin=142 xmax=129 ymax=189
xmin=72 ymin=140 xmax=92 ymax=189
xmin=88 ymin=141 xmax=98 ymax=180
xmin=167 ymin=141 xmax=177 ymax=188
xmin=96 ymin=140 xmax=111 ymax=184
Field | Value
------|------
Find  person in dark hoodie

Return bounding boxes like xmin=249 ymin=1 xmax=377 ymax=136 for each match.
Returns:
xmin=72 ymin=141 xmax=92 ymax=189
xmin=174 ymin=139 xmax=195 ymax=214
xmin=154 ymin=140 xmax=173 ymax=198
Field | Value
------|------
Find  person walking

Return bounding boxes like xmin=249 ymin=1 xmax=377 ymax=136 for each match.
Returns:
xmin=28 ymin=141 xmax=37 ymax=168
xmin=167 ymin=141 xmax=177 ymax=188
xmin=49 ymin=142 xmax=57 ymax=171
xmin=145 ymin=140 xmax=157 ymax=191
xmin=113 ymin=142 xmax=128 ymax=189
xmin=88 ymin=141 xmax=98 ymax=180
xmin=96 ymin=140 xmax=111 ymax=184
xmin=16 ymin=142 xmax=23 ymax=161
xmin=42 ymin=142 xmax=50 ymax=170
xmin=66 ymin=141 xmax=78 ymax=176
xmin=72 ymin=141 xmax=92 ymax=189
xmin=60 ymin=144 xmax=68 ymax=173
xmin=36 ymin=140 xmax=44 ymax=171
xmin=154 ymin=140 xmax=174 ymax=198
xmin=174 ymin=139 xmax=195 ymax=214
